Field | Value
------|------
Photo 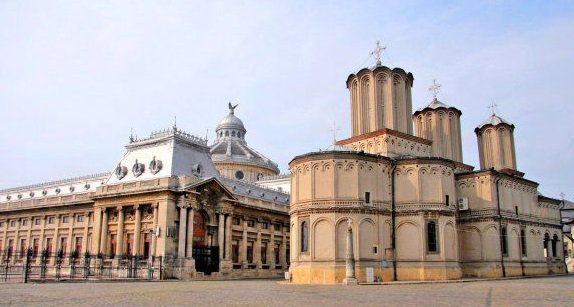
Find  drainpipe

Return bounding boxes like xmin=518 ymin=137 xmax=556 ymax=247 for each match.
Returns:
xmin=494 ymin=171 xmax=506 ymax=277
xmin=390 ymin=159 xmax=397 ymax=281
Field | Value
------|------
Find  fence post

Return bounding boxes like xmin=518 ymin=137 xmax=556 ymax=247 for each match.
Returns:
xmin=24 ymin=247 xmax=33 ymax=283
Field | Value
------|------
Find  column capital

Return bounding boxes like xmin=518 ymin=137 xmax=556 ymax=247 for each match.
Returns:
xmin=116 ymin=206 xmax=124 ymax=212
xmin=133 ymin=204 xmax=140 ymax=210
xmin=151 ymin=202 xmax=159 ymax=209
xmin=177 ymin=203 xmax=189 ymax=209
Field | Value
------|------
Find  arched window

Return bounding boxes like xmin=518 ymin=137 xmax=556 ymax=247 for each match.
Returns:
xmin=501 ymin=227 xmax=508 ymax=256
xmin=301 ymin=221 xmax=309 ymax=253
xmin=232 ymin=131 xmax=236 ymax=137
xmin=544 ymin=233 xmax=550 ymax=258
xmin=520 ymin=228 xmax=527 ymax=257
xmin=552 ymin=234 xmax=559 ymax=258
xmin=237 ymin=132 xmax=241 ymax=138
xmin=427 ymin=221 xmax=438 ymax=253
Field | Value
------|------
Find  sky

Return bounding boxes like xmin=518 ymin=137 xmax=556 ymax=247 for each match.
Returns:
xmin=0 ymin=1 xmax=573 ymax=199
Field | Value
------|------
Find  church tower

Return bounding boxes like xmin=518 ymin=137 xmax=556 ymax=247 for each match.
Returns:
xmin=413 ymin=80 xmax=463 ymax=163
xmin=346 ymin=42 xmax=414 ymax=136
xmin=475 ymin=108 xmax=518 ymax=172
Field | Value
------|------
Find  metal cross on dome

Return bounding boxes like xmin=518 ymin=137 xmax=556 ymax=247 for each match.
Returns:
xmin=429 ymin=79 xmax=441 ymax=99
xmin=371 ymin=41 xmax=386 ymax=66
xmin=488 ymin=102 xmax=498 ymax=115
xmin=329 ymin=121 xmax=341 ymax=144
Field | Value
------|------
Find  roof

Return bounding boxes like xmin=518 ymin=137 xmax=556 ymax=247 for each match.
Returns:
xmin=414 ymin=98 xmax=461 ymax=115
xmin=476 ymin=113 xmax=514 ymax=130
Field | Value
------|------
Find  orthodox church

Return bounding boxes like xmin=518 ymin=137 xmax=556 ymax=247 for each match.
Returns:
xmin=288 ymin=49 xmax=565 ymax=283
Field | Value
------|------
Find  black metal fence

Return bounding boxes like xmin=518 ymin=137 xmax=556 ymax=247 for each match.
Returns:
xmin=0 ymin=248 xmax=163 ymax=283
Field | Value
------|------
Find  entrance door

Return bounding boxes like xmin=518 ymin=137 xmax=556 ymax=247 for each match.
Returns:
xmin=192 ymin=210 xmax=219 ymax=274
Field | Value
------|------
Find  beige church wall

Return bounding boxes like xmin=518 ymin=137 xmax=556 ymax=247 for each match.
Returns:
xmin=394 ymin=160 xmax=456 ymax=206
xmin=456 ymin=174 xmax=495 ymax=210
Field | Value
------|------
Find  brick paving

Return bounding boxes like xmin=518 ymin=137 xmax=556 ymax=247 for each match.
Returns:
xmin=0 ymin=275 xmax=573 ymax=306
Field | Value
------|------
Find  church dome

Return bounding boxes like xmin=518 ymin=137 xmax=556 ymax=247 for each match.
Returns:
xmin=414 ymin=98 xmax=461 ymax=115
xmin=476 ymin=113 xmax=514 ymax=130
xmin=210 ymin=104 xmax=279 ymax=181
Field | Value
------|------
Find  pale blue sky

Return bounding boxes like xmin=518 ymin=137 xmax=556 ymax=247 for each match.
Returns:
xmin=0 ymin=1 xmax=573 ymax=198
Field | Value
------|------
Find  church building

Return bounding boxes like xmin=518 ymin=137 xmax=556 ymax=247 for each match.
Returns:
xmin=288 ymin=48 xmax=565 ymax=283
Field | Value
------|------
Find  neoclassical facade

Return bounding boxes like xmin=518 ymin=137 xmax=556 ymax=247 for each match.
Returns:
xmin=289 ymin=60 xmax=565 ymax=283
xmin=0 ymin=107 xmax=290 ymax=279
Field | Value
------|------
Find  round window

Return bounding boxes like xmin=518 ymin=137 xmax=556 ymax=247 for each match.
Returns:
xmin=235 ymin=170 xmax=244 ymax=180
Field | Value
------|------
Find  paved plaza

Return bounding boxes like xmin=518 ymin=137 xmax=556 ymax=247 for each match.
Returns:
xmin=0 ymin=275 xmax=573 ymax=306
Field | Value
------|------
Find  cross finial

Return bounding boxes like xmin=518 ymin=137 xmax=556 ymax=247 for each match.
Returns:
xmin=560 ymin=192 xmax=566 ymax=200
xmin=488 ymin=102 xmax=498 ymax=116
xmin=173 ymin=115 xmax=178 ymax=131
xmin=329 ymin=121 xmax=341 ymax=144
xmin=371 ymin=41 xmax=386 ymax=66
xmin=129 ymin=128 xmax=136 ymax=143
xmin=429 ymin=79 xmax=442 ymax=100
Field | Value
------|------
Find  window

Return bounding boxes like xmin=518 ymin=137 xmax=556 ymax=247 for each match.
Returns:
xmin=235 ymin=170 xmax=244 ymax=180
xmin=274 ymin=223 xmax=281 ymax=231
xmin=34 ymin=218 xmax=41 ymax=226
xmin=445 ymin=194 xmax=450 ymax=206
xmin=501 ymin=227 xmax=508 ymax=256
xmin=22 ymin=219 xmax=28 ymax=226
xmin=0 ymin=221 xmax=4 ymax=228
xmin=225 ymin=131 xmax=229 ymax=136
xmin=75 ymin=237 xmax=83 ymax=256
xmin=261 ymin=222 xmax=268 ymax=229
xmin=62 ymin=216 xmax=69 ymax=224
xmin=232 ymin=240 xmax=239 ymax=263
xmin=427 ymin=221 xmax=438 ymax=253
xmin=10 ymin=220 xmax=16 ymax=227
xmin=46 ymin=238 xmax=53 ymax=256
xmin=247 ymin=220 xmax=255 ymax=227
xmin=247 ymin=241 xmax=254 ymax=263
xmin=261 ymin=242 xmax=267 ymax=264
xmin=552 ymin=234 xmax=558 ymax=258
xmin=48 ymin=216 xmax=55 ymax=225
xmin=33 ymin=238 xmax=39 ymax=258
xmin=232 ymin=217 xmax=240 ymax=225
xmin=76 ymin=215 xmax=84 ymax=223
xmin=543 ymin=233 xmax=550 ymax=258
xmin=20 ymin=239 xmax=27 ymax=258
xmin=301 ymin=221 xmax=309 ymax=253
xmin=520 ymin=228 xmax=527 ymax=257
xmin=232 ymin=131 xmax=236 ymax=137
xmin=365 ymin=192 xmax=370 ymax=204
xmin=60 ymin=237 xmax=67 ymax=257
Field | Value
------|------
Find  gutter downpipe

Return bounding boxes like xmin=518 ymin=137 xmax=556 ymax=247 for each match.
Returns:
xmin=390 ymin=159 xmax=397 ymax=281
xmin=494 ymin=171 xmax=506 ymax=278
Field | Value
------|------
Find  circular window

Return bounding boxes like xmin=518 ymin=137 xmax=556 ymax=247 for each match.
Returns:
xmin=235 ymin=170 xmax=244 ymax=180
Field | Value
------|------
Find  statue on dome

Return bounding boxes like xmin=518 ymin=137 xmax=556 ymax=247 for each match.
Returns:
xmin=228 ymin=102 xmax=239 ymax=115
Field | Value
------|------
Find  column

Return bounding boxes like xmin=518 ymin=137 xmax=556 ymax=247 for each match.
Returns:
xmin=218 ymin=213 xmax=225 ymax=260
xmin=36 ymin=216 xmax=47 ymax=264
xmin=225 ymin=214 xmax=232 ymax=261
xmin=25 ymin=218 xmax=32 ymax=257
xmin=66 ymin=215 xmax=74 ymax=263
xmin=254 ymin=220 xmax=261 ymax=267
xmin=51 ymin=214 xmax=60 ymax=265
xmin=280 ymin=234 xmax=287 ymax=268
xmin=268 ymin=228 xmax=275 ymax=267
xmin=241 ymin=219 xmax=248 ymax=267
xmin=177 ymin=203 xmax=187 ymax=259
xmin=1 ymin=221 xmax=7 ymax=264
xmin=151 ymin=203 xmax=158 ymax=258
xmin=82 ymin=212 xmax=90 ymax=256
xmin=116 ymin=207 xmax=124 ymax=258
xmin=100 ymin=209 xmax=108 ymax=255
xmin=186 ymin=206 xmax=195 ymax=259
xmin=133 ymin=205 xmax=141 ymax=257
xmin=93 ymin=207 xmax=102 ymax=254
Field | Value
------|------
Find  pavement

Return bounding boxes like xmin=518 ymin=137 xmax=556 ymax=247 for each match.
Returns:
xmin=0 ymin=274 xmax=573 ymax=306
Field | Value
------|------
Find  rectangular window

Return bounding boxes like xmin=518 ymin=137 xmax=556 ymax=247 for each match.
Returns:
xmin=10 ymin=220 xmax=16 ymax=227
xmin=60 ymin=237 xmax=67 ymax=257
xmin=46 ymin=238 xmax=53 ymax=256
xmin=75 ymin=237 xmax=83 ymax=256
xmin=247 ymin=220 xmax=255 ymax=228
xmin=48 ymin=216 xmax=55 ymax=225
xmin=301 ymin=220 xmax=309 ymax=253
xmin=261 ymin=242 xmax=267 ymax=264
xmin=20 ymin=239 xmax=27 ymax=258
xmin=232 ymin=240 xmax=239 ymax=263
xmin=0 ymin=221 xmax=4 ymax=228
xmin=33 ymin=238 xmax=39 ymax=258
xmin=76 ymin=215 xmax=84 ymax=223
xmin=501 ymin=227 xmax=508 ymax=256
xmin=365 ymin=192 xmax=370 ymax=204
xmin=427 ymin=220 xmax=439 ymax=253
xmin=34 ymin=218 xmax=41 ymax=226
xmin=62 ymin=216 xmax=69 ymax=224
xmin=274 ymin=223 xmax=281 ymax=231
xmin=247 ymin=241 xmax=254 ymax=263
xmin=232 ymin=217 xmax=240 ymax=225
xmin=520 ymin=228 xmax=527 ymax=257
xmin=445 ymin=194 xmax=450 ymax=206
xmin=275 ymin=243 xmax=281 ymax=264
xmin=261 ymin=222 xmax=268 ymax=229
xmin=22 ymin=219 xmax=28 ymax=226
